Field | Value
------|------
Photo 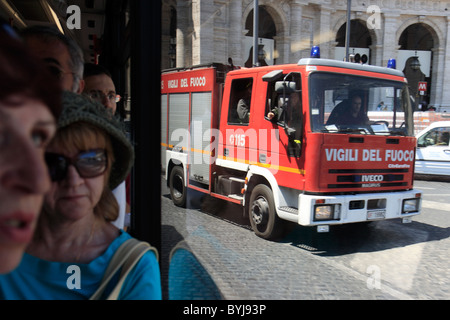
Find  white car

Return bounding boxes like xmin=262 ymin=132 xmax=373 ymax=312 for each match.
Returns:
xmin=415 ymin=121 xmax=450 ymax=177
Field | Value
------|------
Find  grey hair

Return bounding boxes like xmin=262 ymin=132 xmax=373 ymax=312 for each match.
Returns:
xmin=20 ymin=25 xmax=84 ymax=93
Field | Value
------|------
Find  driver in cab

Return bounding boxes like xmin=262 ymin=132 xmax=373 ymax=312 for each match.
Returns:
xmin=327 ymin=95 xmax=369 ymax=126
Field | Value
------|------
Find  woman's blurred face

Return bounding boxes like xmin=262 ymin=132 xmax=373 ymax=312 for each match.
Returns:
xmin=0 ymin=96 xmax=56 ymax=273
xmin=43 ymin=146 xmax=106 ymax=222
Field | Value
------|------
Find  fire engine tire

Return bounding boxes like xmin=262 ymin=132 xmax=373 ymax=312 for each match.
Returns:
xmin=249 ymin=184 xmax=283 ymax=240
xmin=169 ymin=166 xmax=187 ymax=207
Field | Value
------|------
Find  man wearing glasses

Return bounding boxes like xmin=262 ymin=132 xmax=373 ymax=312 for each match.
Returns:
xmin=83 ymin=63 xmax=121 ymax=114
xmin=83 ymin=63 xmax=128 ymax=230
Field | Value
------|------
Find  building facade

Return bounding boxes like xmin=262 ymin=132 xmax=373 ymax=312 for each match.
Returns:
xmin=162 ymin=0 xmax=450 ymax=109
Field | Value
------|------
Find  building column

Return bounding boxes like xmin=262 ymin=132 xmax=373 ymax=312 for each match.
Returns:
xmin=317 ymin=6 xmax=332 ymax=59
xmin=273 ymin=34 xmax=290 ymax=64
xmin=439 ymin=16 xmax=450 ymax=108
xmin=191 ymin=0 xmax=215 ymax=65
xmin=381 ymin=13 xmax=399 ymax=67
xmin=176 ymin=0 xmax=191 ymax=67
xmin=228 ymin=0 xmax=243 ymax=66
xmin=161 ymin=3 xmax=171 ymax=70
xmin=431 ymin=46 xmax=444 ymax=108
xmin=370 ymin=44 xmax=383 ymax=67
xmin=290 ymin=0 xmax=303 ymax=63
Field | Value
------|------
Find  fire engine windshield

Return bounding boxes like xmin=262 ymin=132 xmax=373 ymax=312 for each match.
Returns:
xmin=309 ymin=72 xmax=414 ymax=136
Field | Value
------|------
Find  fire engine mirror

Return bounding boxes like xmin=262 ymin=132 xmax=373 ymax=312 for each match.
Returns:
xmin=262 ymin=70 xmax=283 ymax=82
xmin=275 ymin=81 xmax=296 ymax=93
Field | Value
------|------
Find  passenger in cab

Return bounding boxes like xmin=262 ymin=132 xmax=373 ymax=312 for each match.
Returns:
xmin=0 ymin=23 xmax=61 ymax=274
xmin=21 ymin=25 xmax=85 ymax=93
xmin=0 ymin=92 xmax=161 ymax=299
xmin=236 ymin=82 xmax=252 ymax=123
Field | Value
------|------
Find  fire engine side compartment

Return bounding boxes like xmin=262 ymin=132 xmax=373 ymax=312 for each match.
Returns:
xmin=161 ymin=65 xmax=223 ymax=194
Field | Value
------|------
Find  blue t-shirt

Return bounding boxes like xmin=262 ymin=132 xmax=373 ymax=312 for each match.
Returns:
xmin=0 ymin=230 xmax=161 ymax=300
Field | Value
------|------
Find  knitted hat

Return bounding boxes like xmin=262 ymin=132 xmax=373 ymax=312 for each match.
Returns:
xmin=58 ymin=91 xmax=134 ymax=189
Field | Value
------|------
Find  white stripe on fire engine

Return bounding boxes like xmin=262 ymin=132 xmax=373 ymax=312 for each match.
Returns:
xmin=218 ymin=155 xmax=305 ymax=175
xmin=162 ymin=143 xmax=210 ymax=155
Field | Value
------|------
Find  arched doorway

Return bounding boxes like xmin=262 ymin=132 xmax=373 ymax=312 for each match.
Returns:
xmin=335 ymin=19 xmax=372 ymax=63
xmin=398 ymin=23 xmax=434 ymax=110
xmin=244 ymin=6 xmax=276 ymax=67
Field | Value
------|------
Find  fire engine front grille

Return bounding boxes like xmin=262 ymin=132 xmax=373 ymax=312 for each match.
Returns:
xmin=329 ymin=169 xmax=409 ymax=174
xmin=327 ymin=168 xmax=409 ymax=189
xmin=336 ymin=174 xmax=404 ymax=183
xmin=328 ymin=182 xmax=408 ymax=189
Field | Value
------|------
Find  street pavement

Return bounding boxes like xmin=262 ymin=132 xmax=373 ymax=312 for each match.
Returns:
xmin=161 ymin=178 xmax=450 ymax=300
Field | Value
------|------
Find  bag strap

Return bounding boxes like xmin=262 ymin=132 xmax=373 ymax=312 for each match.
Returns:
xmin=105 ymin=241 xmax=156 ymax=300
xmin=90 ymin=238 xmax=158 ymax=300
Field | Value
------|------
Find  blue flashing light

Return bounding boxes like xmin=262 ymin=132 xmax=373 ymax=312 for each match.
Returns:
xmin=387 ymin=58 xmax=396 ymax=69
xmin=310 ymin=46 xmax=320 ymax=58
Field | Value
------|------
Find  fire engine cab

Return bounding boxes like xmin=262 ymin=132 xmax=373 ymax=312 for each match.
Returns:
xmin=161 ymin=54 xmax=422 ymax=240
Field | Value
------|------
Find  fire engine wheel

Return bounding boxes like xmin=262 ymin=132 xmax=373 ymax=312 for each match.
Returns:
xmin=169 ymin=166 xmax=186 ymax=207
xmin=249 ymin=184 xmax=283 ymax=240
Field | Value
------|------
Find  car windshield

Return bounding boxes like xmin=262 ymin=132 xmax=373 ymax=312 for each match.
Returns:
xmin=309 ymin=72 xmax=414 ymax=136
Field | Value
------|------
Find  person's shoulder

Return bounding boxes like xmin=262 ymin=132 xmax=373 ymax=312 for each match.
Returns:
xmin=117 ymin=231 xmax=158 ymax=261
xmin=139 ymin=248 xmax=158 ymax=267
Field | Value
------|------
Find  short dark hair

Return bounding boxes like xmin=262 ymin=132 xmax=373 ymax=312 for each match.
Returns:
xmin=84 ymin=63 xmax=112 ymax=79
xmin=0 ymin=24 xmax=61 ymax=118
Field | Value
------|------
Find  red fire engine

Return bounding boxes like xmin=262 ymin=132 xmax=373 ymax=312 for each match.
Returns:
xmin=161 ymin=54 xmax=422 ymax=240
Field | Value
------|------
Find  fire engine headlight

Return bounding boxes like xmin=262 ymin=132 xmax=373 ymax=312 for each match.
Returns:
xmin=402 ymin=198 xmax=420 ymax=213
xmin=314 ymin=204 xmax=340 ymax=221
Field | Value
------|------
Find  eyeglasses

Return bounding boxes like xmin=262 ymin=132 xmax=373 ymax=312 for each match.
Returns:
xmin=87 ymin=90 xmax=121 ymax=103
xmin=45 ymin=149 xmax=107 ymax=182
xmin=46 ymin=65 xmax=75 ymax=80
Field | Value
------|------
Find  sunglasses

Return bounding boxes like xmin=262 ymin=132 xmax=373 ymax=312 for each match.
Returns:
xmin=45 ymin=149 xmax=107 ymax=182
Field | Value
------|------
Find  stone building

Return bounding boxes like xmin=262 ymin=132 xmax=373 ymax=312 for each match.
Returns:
xmin=162 ymin=0 xmax=450 ymax=109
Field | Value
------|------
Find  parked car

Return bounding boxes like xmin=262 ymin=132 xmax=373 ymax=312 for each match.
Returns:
xmin=415 ymin=121 xmax=450 ymax=177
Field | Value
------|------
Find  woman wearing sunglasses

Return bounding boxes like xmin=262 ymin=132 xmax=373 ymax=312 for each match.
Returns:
xmin=0 ymin=92 xmax=161 ymax=299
